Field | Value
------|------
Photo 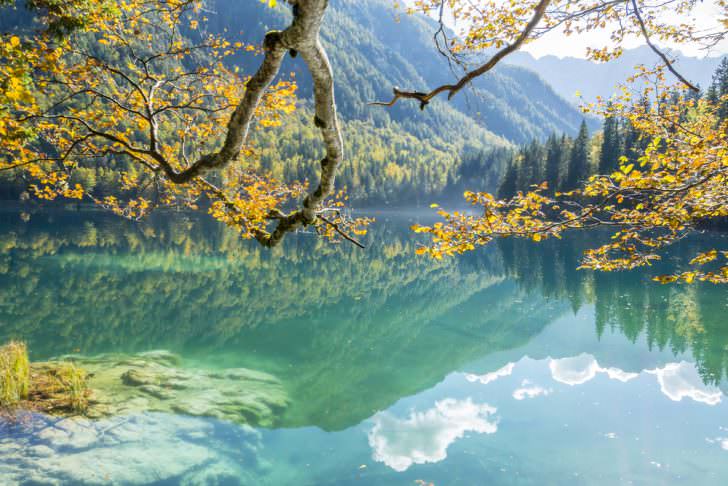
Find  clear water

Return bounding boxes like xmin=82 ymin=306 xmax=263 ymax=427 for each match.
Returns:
xmin=0 ymin=208 xmax=727 ymax=485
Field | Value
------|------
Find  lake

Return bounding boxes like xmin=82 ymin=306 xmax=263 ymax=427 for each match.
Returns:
xmin=0 ymin=208 xmax=727 ymax=485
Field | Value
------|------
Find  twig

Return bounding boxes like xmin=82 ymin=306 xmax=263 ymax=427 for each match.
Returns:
xmin=318 ymin=214 xmax=365 ymax=249
xmin=630 ymin=0 xmax=699 ymax=92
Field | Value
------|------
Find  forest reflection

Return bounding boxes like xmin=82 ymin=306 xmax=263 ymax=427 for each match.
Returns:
xmin=0 ymin=209 xmax=725 ymax=428
xmin=499 ymin=236 xmax=728 ymax=385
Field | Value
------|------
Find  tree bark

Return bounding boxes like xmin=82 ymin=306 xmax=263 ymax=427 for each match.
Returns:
xmin=256 ymin=0 xmax=345 ymax=247
xmin=157 ymin=0 xmax=342 ymax=247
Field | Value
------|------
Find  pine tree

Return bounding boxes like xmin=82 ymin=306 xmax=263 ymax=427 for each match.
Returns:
xmin=544 ymin=133 xmax=563 ymax=192
xmin=599 ymin=109 xmax=621 ymax=175
xmin=498 ymin=158 xmax=519 ymax=199
xmin=622 ymin=97 xmax=652 ymax=165
xmin=708 ymin=58 xmax=728 ymax=122
xmin=563 ymin=120 xmax=590 ymax=191
xmin=521 ymin=140 xmax=545 ymax=189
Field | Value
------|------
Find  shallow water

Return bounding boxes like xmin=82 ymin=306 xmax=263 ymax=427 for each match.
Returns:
xmin=0 ymin=209 xmax=727 ymax=485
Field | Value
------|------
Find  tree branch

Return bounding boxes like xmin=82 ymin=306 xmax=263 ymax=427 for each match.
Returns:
xmin=254 ymin=0 xmax=347 ymax=247
xmin=630 ymin=0 xmax=699 ymax=92
xmin=318 ymin=214 xmax=365 ymax=248
xmin=371 ymin=0 xmax=551 ymax=109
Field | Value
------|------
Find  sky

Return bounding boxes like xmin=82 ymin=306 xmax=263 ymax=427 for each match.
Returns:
xmin=411 ymin=0 xmax=728 ymax=59
xmin=521 ymin=1 xmax=728 ymax=59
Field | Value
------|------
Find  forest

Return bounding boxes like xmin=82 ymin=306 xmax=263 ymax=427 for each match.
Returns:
xmin=496 ymin=60 xmax=728 ymax=199
xmin=0 ymin=0 xmax=590 ymax=205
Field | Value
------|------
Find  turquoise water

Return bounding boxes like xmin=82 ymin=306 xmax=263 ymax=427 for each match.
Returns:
xmin=0 ymin=209 xmax=727 ymax=485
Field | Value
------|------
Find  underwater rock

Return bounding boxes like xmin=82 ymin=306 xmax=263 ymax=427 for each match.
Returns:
xmin=40 ymin=350 xmax=289 ymax=427
xmin=0 ymin=412 xmax=262 ymax=485
xmin=120 ymin=368 xmax=158 ymax=387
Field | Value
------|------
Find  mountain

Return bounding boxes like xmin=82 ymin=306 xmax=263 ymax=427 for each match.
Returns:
xmin=209 ymin=0 xmax=587 ymax=143
xmin=1 ymin=0 xmax=590 ymax=204
xmin=507 ymin=46 xmax=726 ymax=104
xmin=206 ymin=0 xmax=594 ymax=203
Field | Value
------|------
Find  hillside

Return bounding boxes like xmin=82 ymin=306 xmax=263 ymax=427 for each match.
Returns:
xmin=210 ymin=0 xmax=586 ymax=143
xmin=1 ymin=0 xmax=589 ymax=204
xmin=197 ymin=0 xmax=591 ymax=203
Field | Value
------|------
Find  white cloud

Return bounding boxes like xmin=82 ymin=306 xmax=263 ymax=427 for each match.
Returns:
xmin=549 ymin=354 xmax=600 ymax=385
xmin=549 ymin=354 xmax=639 ymax=386
xmin=602 ymin=367 xmax=640 ymax=383
xmin=368 ymin=398 xmax=498 ymax=472
xmin=707 ymin=437 xmax=728 ymax=450
xmin=512 ymin=380 xmax=551 ymax=401
xmin=464 ymin=363 xmax=515 ymax=385
xmin=646 ymin=362 xmax=722 ymax=406
xmin=705 ymin=436 xmax=728 ymax=450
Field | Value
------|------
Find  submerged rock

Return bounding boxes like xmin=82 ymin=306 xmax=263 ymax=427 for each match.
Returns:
xmin=40 ymin=350 xmax=289 ymax=427
xmin=0 ymin=412 xmax=263 ymax=485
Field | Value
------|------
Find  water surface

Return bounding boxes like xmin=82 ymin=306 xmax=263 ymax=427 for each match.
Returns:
xmin=0 ymin=209 xmax=727 ymax=485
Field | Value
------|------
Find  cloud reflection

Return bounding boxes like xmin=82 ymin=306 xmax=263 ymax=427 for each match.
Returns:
xmin=464 ymin=363 xmax=515 ymax=385
xmin=646 ymin=362 xmax=722 ymax=405
xmin=368 ymin=398 xmax=497 ymax=472
xmin=512 ymin=380 xmax=551 ymax=400
xmin=549 ymin=354 xmax=638 ymax=386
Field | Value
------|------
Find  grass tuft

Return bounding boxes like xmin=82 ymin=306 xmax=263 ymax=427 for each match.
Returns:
xmin=0 ymin=341 xmax=89 ymax=415
xmin=50 ymin=362 xmax=89 ymax=413
xmin=0 ymin=341 xmax=30 ymax=407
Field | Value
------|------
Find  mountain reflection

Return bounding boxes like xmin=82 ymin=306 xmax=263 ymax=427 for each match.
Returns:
xmin=0 ymin=209 xmax=726 ymax=430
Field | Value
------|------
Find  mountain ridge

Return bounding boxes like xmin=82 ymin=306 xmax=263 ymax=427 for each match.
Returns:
xmin=507 ymin=46 xmax=727 ymax=103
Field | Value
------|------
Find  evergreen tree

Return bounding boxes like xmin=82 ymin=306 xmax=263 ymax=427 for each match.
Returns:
xmin=519 ymin=141 xmax=545 ymax=189
xmin=497 ymin=158 xmax=519 ymax=199
xmin=708 ymin=58 xmax=728 ymax=122
xmin=563 ymin=120 xmax=590 ymax=191
xmin=599 ymin=109 xmax=621 ymax=174
xmin=622 ymin=97 xmax=652 ymax=165
xmin=544 ymin=133 xmax=563 ymax=192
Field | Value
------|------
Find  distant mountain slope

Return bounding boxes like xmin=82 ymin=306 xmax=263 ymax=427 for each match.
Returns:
xmin=507 ymin=46 xmax=726 ymax=103
xmin=210 ymin=0 xmax=587 ymax=144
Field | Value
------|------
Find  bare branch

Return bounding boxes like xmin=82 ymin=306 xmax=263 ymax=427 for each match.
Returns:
xmin=630 ymin=0 xmax=699 ymax=92
xmin=371 ymin=0 xmax=551 ymax=109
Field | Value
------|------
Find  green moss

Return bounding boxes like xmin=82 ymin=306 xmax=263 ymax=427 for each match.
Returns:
xmin=0 ymin=341 xmax=30 ymax=407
